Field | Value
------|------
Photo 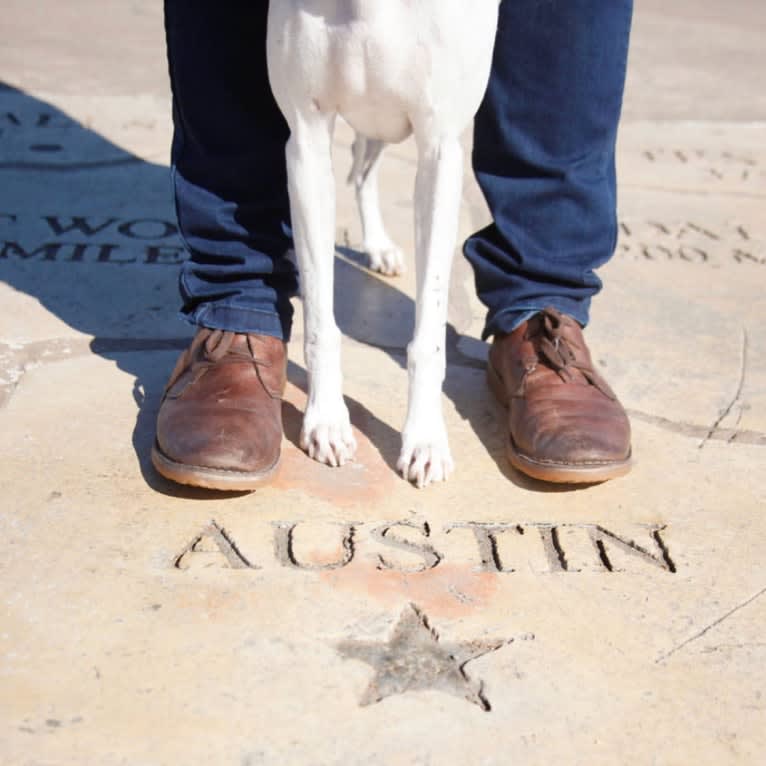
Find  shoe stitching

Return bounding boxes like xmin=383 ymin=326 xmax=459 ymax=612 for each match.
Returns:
xmin=153 ymin=440 xmax=281 ymax=476
xmin=510 ymin=436 xmax=632 ymax=467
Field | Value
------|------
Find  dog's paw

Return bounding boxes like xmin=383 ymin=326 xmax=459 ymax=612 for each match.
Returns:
xmin=300 ymin=408 xmax=357 ymax=467
xmin=367 ymin=243 xmax=404 ymax=277
xmin=397 ymin=438 xmax=454 ymax=489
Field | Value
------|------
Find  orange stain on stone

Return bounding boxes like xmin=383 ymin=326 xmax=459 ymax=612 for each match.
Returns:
xmin=272 ymin=381 xmax=397 ymax=507
xmin=320 ymin=562 xmax=499 ymax=619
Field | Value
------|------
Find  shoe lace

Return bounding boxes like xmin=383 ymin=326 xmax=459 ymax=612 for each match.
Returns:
xmin=164 ymin=329 xmax=276 ymax=396
xmin=202 ymin=330 xmax=272 ymax=367
xmin=525 ymin=310 xmax=615 ymax=399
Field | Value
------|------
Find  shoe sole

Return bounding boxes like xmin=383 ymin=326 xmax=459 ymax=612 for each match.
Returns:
xmin=486 ymin=361 xmax=631 ymax=484
xmin=151 ymin=441 xmax=280 ymax=491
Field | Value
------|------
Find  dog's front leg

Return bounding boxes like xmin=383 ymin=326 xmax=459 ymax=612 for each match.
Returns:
xmin=398 ymin=135 xmax=463 ymax=487
xmin=286 ymin=115 xmax=357 ymax=467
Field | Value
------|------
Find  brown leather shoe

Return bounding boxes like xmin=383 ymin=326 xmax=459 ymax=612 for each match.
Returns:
xmin=151 ymin=328 xmax=286 ymax=490
xmin=487 ymin=307 xmax=631 ymax=483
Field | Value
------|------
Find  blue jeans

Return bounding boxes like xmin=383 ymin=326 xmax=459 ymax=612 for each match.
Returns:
xmin=164 ymin=0 xmax=633 ymax=341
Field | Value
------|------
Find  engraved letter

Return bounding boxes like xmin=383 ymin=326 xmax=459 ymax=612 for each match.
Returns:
xmin=96 ymin=244 xmax=136 ymax=264
xmin=44 ymin=216 xmax=118 ymax=237
xmin=144 ymin=245 xmax=185 ymax=265
xmin=117 ymin=219 xmax=178 ymax=240
xmin=445 ymin=523 xmax=522 ymax=573
xmin=536 ymin=525 xmax=570 ymax=572
xmin=273 ymin=522 xmax=355 ymax=571
xmin=0 ymin=241 xmax=62 ymax=261
xmin=585 ymin=524 xmax=676 ymax=573
xmin=371 ymin=521 xmax=442 ymax=573
xmin=174 ymin=520 xmax=258 ymax=570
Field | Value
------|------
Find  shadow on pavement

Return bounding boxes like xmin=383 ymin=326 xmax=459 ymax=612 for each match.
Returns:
xmin=0 ymin=83 xmax=577 ymax=496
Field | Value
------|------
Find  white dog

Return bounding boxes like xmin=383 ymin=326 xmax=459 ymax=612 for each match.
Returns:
xmin=267 ymin=0 xmax=500 ymax=487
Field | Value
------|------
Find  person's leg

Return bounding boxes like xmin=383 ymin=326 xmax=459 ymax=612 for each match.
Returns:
xmin=165 ymin=0 xmax=296 ymax=339
xmin=467 ymin=0 xmax=634 ymax=483
xmin=153 ymin=0 xmax=293 ymax=490
xmin=464 ymin=0 xmax=633 ymax=337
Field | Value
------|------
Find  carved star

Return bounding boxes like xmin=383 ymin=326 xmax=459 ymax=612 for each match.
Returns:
xmin=337 ymin=603 xmax=520 ymax=711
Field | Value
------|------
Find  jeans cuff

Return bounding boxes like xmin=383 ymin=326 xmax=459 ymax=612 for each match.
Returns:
xmin=181 ymin=304 xmax=290 ymax=341
xmin=483 ymin=299 xmax=590 ymax=339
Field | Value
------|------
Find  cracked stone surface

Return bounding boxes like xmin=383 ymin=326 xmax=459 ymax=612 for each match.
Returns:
xmin=1 ymin=1 xmax=765 ymax=764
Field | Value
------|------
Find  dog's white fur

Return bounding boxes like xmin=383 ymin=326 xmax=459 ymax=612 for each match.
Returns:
xmin=267 ymin=0 xmax=499 ymax=487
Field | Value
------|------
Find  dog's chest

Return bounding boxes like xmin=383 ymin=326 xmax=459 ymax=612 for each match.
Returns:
xmin=269 ymin=0 xmax=498 ymax=143
xmin=327 ymin=18 xmax=432 ymax=141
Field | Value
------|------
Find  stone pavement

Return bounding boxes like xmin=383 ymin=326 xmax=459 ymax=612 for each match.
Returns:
xmin=1 ymin=2 xmax=765 ymax=764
